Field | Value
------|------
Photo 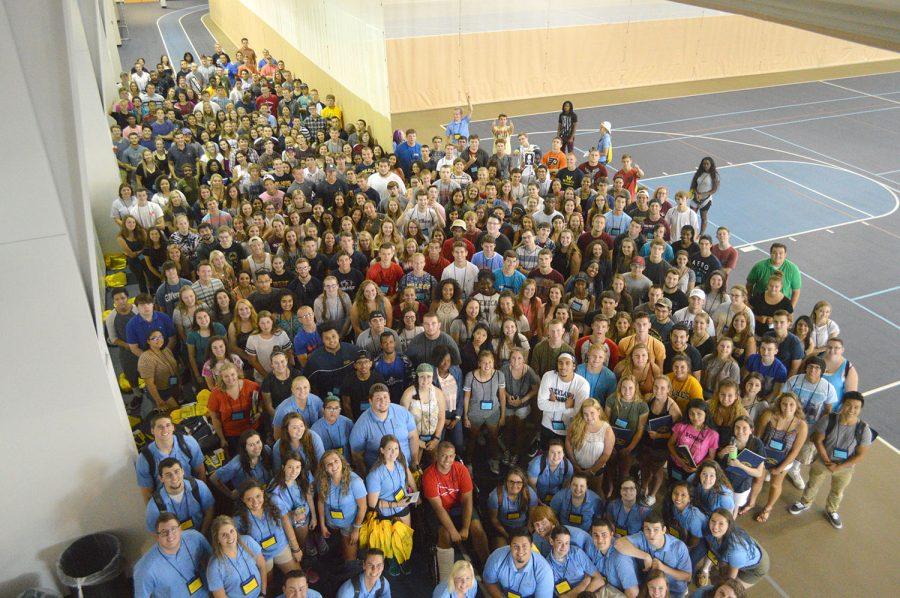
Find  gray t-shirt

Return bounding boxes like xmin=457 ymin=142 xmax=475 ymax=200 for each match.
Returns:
xmin=814 ymin=414 xmax=872 ymax=463
xmin=464 ymin=370 xmax=506 ymax=412
xmin=501 ymin=364 xmax=539 ymax=401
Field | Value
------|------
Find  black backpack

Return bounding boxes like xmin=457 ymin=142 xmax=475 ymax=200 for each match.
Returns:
xmin=152 ymin=477 xmax=202 ymax=516
xmin=142 ymin=433 xmax=192 ymax=485
xmin=824 ymin=413 xmax=871 ymax=446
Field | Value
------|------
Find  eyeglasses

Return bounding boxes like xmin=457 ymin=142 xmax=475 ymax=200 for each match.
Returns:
xmin=157 ymin=527 xmax=180 ymax=537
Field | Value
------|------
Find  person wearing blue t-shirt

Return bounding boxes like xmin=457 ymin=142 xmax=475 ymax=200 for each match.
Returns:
xmin=394 ymin=130 xmax=422 ymax=177
xmin=741 ymin=338 xmax=787 ymax=401
xmin=365 ymin=435 xmax=418 ymax=526
xmin=614 ymin=513 xmax=692 ymax=596
xmin=443 ymin=98 xmax=473 ymax=141
xmin=662 ymin=481 xmax=709 ymax=567
xmin=701 ymin=509 xmax=769 ymax=589
xmin=317 ymin=450 xmax=368 ymax=561
xmin=688 ymin=462 xmax=736 ymax=516
xmin=136 ymin=412 xmax=207 ymax=502
xmin=311 ymin=395 xmax=354 ymax=457
xmin=209 ymin=429 xmax=274 ymax=499
xmin=493 ymin=252 xmax=527 ymax=294
xmin=527 ymin=439 xmax=574 ymax=504
xmin=545 ymin=526 xmax=604 ymax=595
xmin=605 ymin=478 xmax=651 ymax=537
xmin=276 ymin=569 xmax=323 ymax=598
xmin=145 ymin=459 xmax=215 ymax=534
xmin=126 ymin=294 xmax=177 ymax=350
xmin=349 ymin=383 xmax=419 ymax=470
xmin=134 ymin=513 xmax=212 ymax=598
xmin=273 ymin=376 xmax=324 ymax=434
xmin=487 ymin=468 xmax=538 ymax=545
xmin=272 ymin=413 xmax=326 ymax=472
xmin=530 ymin=505 xmax=595 ymax=561
xmin=482 ymin=531 xmax=555 ymax=598
xmin=549 ymin=474 xmax=604 ymax=531
xmin=589 ymin=519 xmax=640 ymax=597
xmin=336 ymin=549 xmax=392 ymax=598
xmin=234 ymin=481 xmax=301 ymax=575
xmin=432 ymin=559 xmax=479 ymax=597
xmin=268 ymin=454 xmax=316 ymax=567
xmin=206 ymin=516 xmax=267 ymax=598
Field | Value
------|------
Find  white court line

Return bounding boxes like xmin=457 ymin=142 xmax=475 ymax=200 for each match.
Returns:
xmin=469 ymin=72 xmax=900 ymax=124
xmin=876 ymin=168 xmax=900 ymax=176
xmin=178 ymin=6 xmax=207 ymax=60
xmin=878 ymin=437 xmax=900 ymax=456
xmin=157 ymin=6 xmax=205 ymax=63
xmin=765 ymin=574 xmax=791 ymax=598
xmin=750 ymin=163 xmax=874 ymax=218
xmin=852 ymin=285 xmax=900 ymax=301
xmin=819 ymin=80 xmax=900 ymax=106
xmin=864 ymin=380 xmax=900 ymax=397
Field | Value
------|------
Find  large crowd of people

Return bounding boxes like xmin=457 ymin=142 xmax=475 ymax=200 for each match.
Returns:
xmin=110 ymin=38 xmax=875 ymax=598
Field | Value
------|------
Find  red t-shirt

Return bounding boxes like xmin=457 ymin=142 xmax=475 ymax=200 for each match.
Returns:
xmin=441 ymin=237 xmax=475 ymax=261
xmin=422 ymin=461 xmax=473 ymax=512
xmin=424 ymin=255 xmax=451 ymax=281
xmin=574 ymin=335 xmax=620 ymax=369
xmin=366 ymin=262 xmax=405 ymax=295
xmin=616 ymin=167 xmax=641 ymax=197
xmin=711 ymin=245 xmax=738 ymax=272
xmin=208 ymin=379 xmax=260 ymax=437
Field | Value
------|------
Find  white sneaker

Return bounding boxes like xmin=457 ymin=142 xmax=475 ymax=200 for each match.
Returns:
xmin=642 ymin=495 xmax=656 ymax=507
xmin=489 ymin=459 xmax=500 ymax=475
xmin=787 ymin=463 xmax=806 ymax=490
xmin=765 ymin=472 xmax=771 ymax=482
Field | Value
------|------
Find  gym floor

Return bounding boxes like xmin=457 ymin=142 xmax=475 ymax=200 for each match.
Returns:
xmin=119 ymin=2 xmax=900 ymax=595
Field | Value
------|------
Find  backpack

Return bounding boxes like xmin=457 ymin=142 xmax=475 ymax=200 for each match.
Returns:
xmin=142 ymin=433 xmax=192 ymax=482
xmin=152 ymin=477 xmax=201 ymax=515
xmin=351 ymin=574 xmax=384 ymax=598
xmin=823 ymin=413 xmax=870 ymax=446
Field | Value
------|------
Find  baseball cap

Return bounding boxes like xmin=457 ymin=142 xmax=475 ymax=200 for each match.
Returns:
xmin=416 ymin=363 xmax=434 ymax=376
xmin=689 ymin=288 xmax=706 ymax=301
xmin=355 ymin=349 xmax=371 ymax=361
xmin=323 ymin=393 xmax=341 ymax=404
xmin=451 ymin=219 xmax=467 ymax=230
xmin=368 ymin=310 xmax=386 ymax=321
xmin=631 ymin=256 xmax=645 ymax=266
xmin=655 ymin=297 xmax=673 ymax=309
xmin=572 ymin=272 xmax=589 ymax=283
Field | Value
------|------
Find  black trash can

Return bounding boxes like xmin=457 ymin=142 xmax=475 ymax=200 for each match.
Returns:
xmin=56 ymin=533 xmax=129 ymax=597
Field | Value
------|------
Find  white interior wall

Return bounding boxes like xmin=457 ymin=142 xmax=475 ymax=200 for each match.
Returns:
xmin=0 ymin=1 xmax=146 ymax=595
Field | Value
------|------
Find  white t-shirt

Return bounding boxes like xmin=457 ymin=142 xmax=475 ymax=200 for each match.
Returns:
xmin=441 ymin=262 xmax=479 ymax=299
xmin=129 ymin=202 xmax=164 ymax=229
xmin=536 ymin=371 xmax=590 ymax=435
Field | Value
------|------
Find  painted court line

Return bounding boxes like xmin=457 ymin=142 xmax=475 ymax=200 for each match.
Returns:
xmin=157 ymin=5 xmax=205 ymax=62
xmin=852 ymin=285 xmax=900 ymax=301
xmin=178 ymin=6 xmax=206 ymax=59
xmin=750 ymin=163 xmax=874 ymax=218
xmin=819 ymin=80 xmax=900 ymax=106
xmin=765 ymin=574 xmax=791 ymax=598
xmin=864 ymin=380 xmax=900 ymax=397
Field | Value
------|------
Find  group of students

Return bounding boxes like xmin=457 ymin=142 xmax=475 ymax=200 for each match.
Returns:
xmin=116 ymin=39 xmax=875 ymax=598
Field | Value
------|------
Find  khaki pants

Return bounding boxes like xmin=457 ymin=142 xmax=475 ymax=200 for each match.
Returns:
xmin=800 ymin=459 xmax=855 ymax=513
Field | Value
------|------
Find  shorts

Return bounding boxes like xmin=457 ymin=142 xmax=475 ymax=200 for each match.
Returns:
xmin=268 ymin=546 xmax=294 ymax=569
xmin=507 ymin=405 xmax=531 ymax=419
xmin=737 ymin=547 xmax=770 ymax=586
xmin=449 ymin=508 xmax=480 ymax=530
xmin=467 ymin=405 xmax=501 ymax=427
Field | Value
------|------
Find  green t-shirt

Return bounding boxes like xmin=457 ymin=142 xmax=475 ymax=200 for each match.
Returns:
xmin=747 ymin=258 xmax=801 ymax=298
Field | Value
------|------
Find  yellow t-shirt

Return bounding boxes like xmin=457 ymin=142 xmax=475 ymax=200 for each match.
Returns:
xmin=321 ymin=105 xmax=343 ymax=125
xmin=668 ymin=373 xmax=704 ymax=413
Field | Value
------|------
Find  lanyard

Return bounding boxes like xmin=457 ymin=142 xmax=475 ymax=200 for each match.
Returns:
xmin=251 ymin=512 xmax=273 ymax=538
xmin=286 ymin=482 xmax=303 ymax=509
xmin=225 ymin=546 xmax=252 ymax=580
xmin=503 ymin=553 xmax=534 ymax=595
xmin=166 ymin=490 xmax=191 ymax=522
xmin=373 ymin=412 xmax=396 ymax=441
xmin=503 ymin=491 xmax=521 ymax=517
xmin=550 ymin=552 xmax=571 ymax=582
xmin=157 ymin=542 xmax=196 ymax=583
xmin=325 ymin=422 xmax=345 ymax=451
xmin=613 ymin=502 xmax=637 ymax=530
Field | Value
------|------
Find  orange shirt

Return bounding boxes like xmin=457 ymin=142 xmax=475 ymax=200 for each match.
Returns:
xmin=541 ymin=150 xmax=567 ymax=174
xmin=208 ymin=379 xmax=260 ymax=437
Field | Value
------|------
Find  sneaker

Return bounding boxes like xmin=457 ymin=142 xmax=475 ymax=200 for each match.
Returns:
xmin=696 ymin=571 xmax=710 ymax=587
xmin=501 ymin=449 xmax=512 ymax=465
xmin=316 ymin=533 xmax=329 ymax=555
xmin=765 ymin=472 xmax=771 ymax=482
xmin=387 ymin=559 xmax=401 ymax=576
xmin=826 ymin=511 xmax=843 ymax=529
xmin=788 ymin=501 xmax=811 ymax=515
xmin=641 ymin=495 xmax=656 ymax=507
xmin=489 ymin=459 xmax=500 ymax=475
xmin=786 ymin=463 xmax=806 ymax=490
xmin=509 ymin=454 xmax=520 ymax=466
xmin=528 ymin=443 xmax=541 ymax=459
xmin=305 ymin=567 xmax=320 ymax=584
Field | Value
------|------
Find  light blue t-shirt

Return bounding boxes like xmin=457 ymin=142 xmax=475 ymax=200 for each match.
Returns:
xmin=211 ymin=450 xmax=273 ymax=490
xmin=704 ymin=533 xmax=763 ymax=570
xmin=533 ymin=525 xmax=595 ymax=561
xmin=527 ymin=455 xmax=574 ymax=503
xmin=311 ymin=415 xmax=354 ymax=456
xmin=272 ymin=393 xmax=325 ymax=429
xmin=336 ymin=574 xmax=392 ymax=598
xmin=272 ymin=431 xmax=326 ymax=471
xmin=546 ymin=545 xmax=598 ymax=591
xmin=324 ymin=472 xmax=368 ymax=530
xmin=366 ymin=462 xmax=410 ymax=517
xmin=482 ymin=547 xmax=555 ymax=597
xmin=236 ymin=511 xmax=288 ymax=560
xmin=625 ymin=532 xmax=692 ymax=596
xmin=206 ymin=536 xmax=262 ymax=597
xmin=144 ymin=478 xmax=215 ymax=532
xmin=488 ymin=487 xmax=537 ymax=529
xmin=592 ymin=543 xmax=640 ymax=594
xmin=136 ymin=436 xmax=205 ymax=489
xmin=575 ymin=364 xmax=617 ymax=404
xmin=268 ymin=481 xmax=312 ymax=526
xmin=133 ymin=530 xmax=212 ymax=598
xmin=493 ymin=268 xmax=526 ymax=294
xmin=349 ymin=404 xmax=417 ymax=467
xmin=605 ymin=500 xmax=651 ymax=536
xmin=549 ymin=488 xmax=604 ymax=532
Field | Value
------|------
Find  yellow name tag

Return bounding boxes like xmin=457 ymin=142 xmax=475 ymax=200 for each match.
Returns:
xmin=394 ymin=488 xmax=406 ymax=502
xmin=507 ymin=511 xmax=520 ymax=520
xmin=669 ymin=527 xmax=680 ymax=539
xmin=330 ymin=509 xmax=344 ymax=520
xmin=707 ymin=550 xmax=719 ymax=565
xmin=568 ymin=513 xmax=583 ymax=524
xmin=260 ymin=535 xmax=277 ymax=549
xmin=615 ymin=527 xmax=627 ymax=537
xmin=556 ymin=580 xmax=571 ymax=594
xmin=336 ymin=447 xmax=344 ymax=455
xmin=507 ymin=592 xmax=521 ymax=598
xmin=187 ymin=577 xmax=203 ymax=594
xmin=179 ymin=519 xmax=194 ymax=530
xmin=241 ymin=576 xmax=259 ymax=595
